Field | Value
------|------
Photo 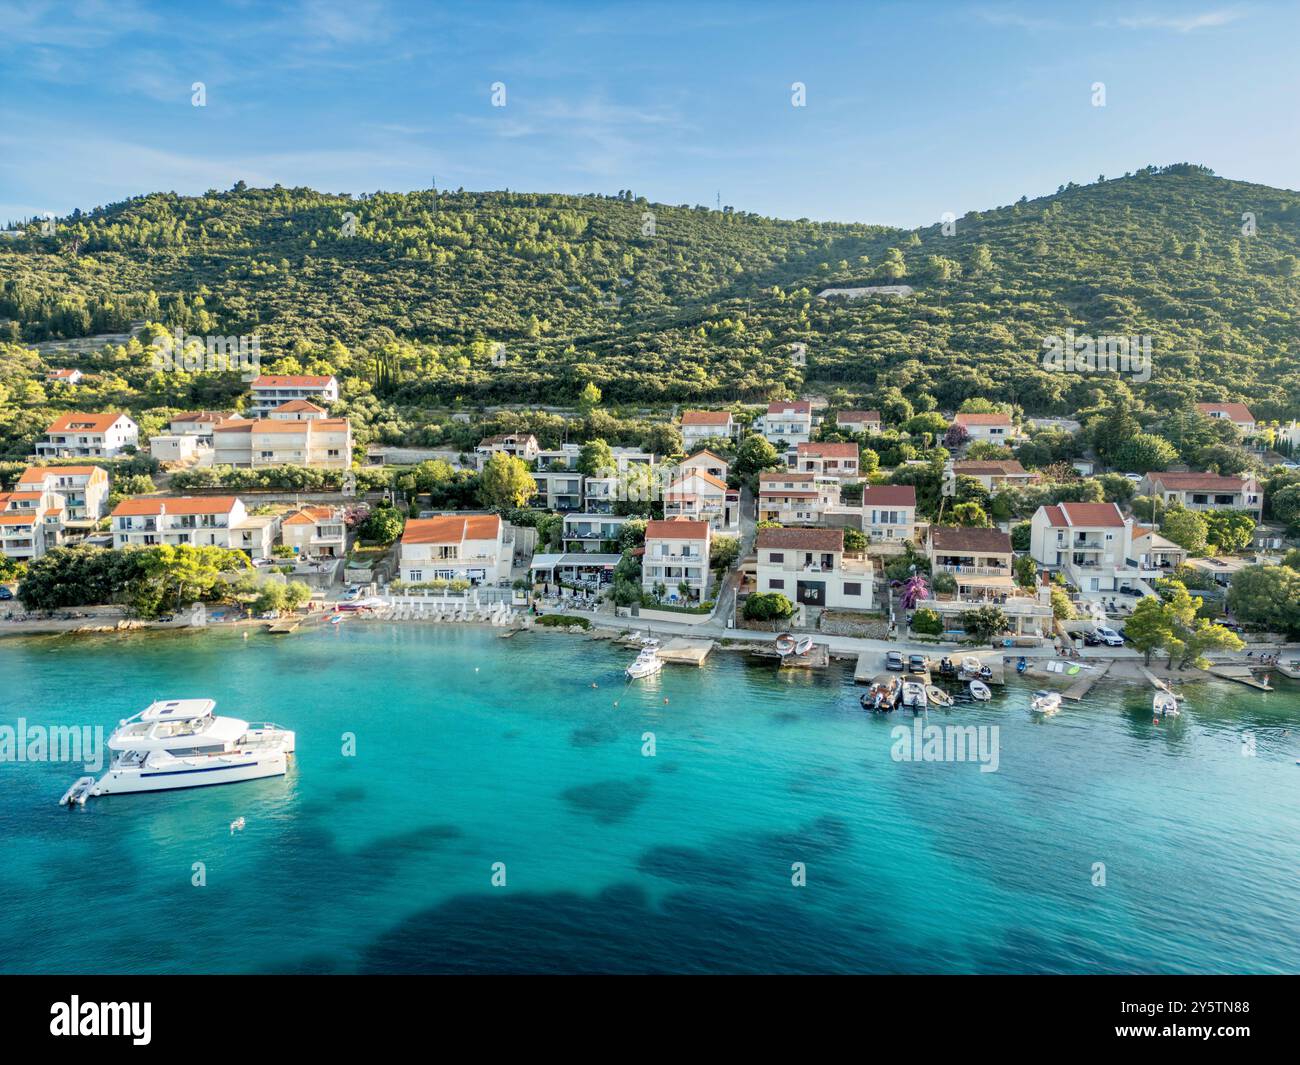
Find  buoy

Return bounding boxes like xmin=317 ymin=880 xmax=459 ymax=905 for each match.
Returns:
xmin=230 ymin=817 xmax=246 ymax=834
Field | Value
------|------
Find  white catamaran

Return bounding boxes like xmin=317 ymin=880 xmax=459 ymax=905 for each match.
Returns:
xmin=60 ymin=699 xmax=295 ymax=805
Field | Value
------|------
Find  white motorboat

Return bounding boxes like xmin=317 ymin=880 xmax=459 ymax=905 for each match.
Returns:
xmin=901 ymin=680 xmax=928 ymax=711
xmin=794 ymin=635 xmax=814 ymax=656
xmin=626 ymin=648 xmax=663 ymax=679
xmin=925 ymin=684 xmax=954 ymax=708
xmin=968 ymin=680 xmax=992 ymax=701
xmin=1030 ymin=690 xmax=1062 ymax=715
xmin=63 ymin=699 xmax=295 ymax=803
xmin=774 ymin=632 xmax=797 ymax=656
xmin=1153 ymin=691 xmax=1180 ymax=717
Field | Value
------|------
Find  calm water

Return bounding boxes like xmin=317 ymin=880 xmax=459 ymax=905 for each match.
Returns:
xmin=1 ymin=623 xmax=1297 ymax=974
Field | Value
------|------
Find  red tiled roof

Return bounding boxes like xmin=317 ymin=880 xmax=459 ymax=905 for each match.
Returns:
xmin=18 ymin=465 xmax=105 ymax=484
xmin=837 ymin=410 xmax=881 ymax=423
xmin=680 ymin=410 xmax=733 ymax=426
xmin=45 ymin=412 xmax=132 ymax=433
xmin=274 ymin=399 xmax=326 ymax=413
xmin=112 ymin=496 xmax=240 ymax=516
xmin=758 ymin=526 xmax=844 ymax=551
xmin=929 ymin=526 xmax=1012 ymax=553
xmin=953 ymin=411 xmax=1012 ymax=426
xmin=1148 ymin=472 xmax=1253 ymax=492
xmin=251 ymin=375 xmax=335 ymax=388
xmin=766 ymin=400 xmax=812 ymax=415
xmin=1196 ymin=402 xmax=1254 ymax=422
xmin=861 ymin=485 xmax=916 ymax=506
xmin=1040 ymin=502 xmax=1126 ymax=528
xmin=402 ymin=513 xmax=501 ymax=545
xmin=797 ymin=442 xmax=858 ymax=458
xmin=645 ymin=518 xmax=709 ymax=540
xmin=953 ymin=460 xmax=1029 ymax=476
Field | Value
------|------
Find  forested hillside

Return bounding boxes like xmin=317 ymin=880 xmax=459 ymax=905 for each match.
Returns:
xmin=1 ymin=164 xmax=1298 ymax=420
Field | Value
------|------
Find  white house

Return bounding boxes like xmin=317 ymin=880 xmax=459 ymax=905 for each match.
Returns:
xmin=1196 ymin=402 xmax=1255 ymax=437
xmin=36 ymin=412 xmax=138 ymax=458
xmin=110 ymin=495 xmax=277 ymax=560
xmin=532 ymin=470 xmax=584 ymax=511
xmin=280 ymin=505 xmax=347 ymax=559
xmin=249 ymin=374 xmax=339 ymax=416
xmin=794 ymin=441 xmax=860 ymax=481
xmin=676 ymin=450 xmax=729 ymax=482
xmin=1029 ymin=501 xmax=1141 ymax=595
xmin=642 ymin=518 xmax=712 ymax=602
xmin=755 ymin=526 xmax=872 ymax=611
xmin=757 ymin=470 xmax=840 ymax=524
xmin=952 ymin=459 xmax=1037 ymax=491
xmin=169 ymin=411 xmax=234 ymax=438
xmin=562 ymin=513 xmax=630 ymax=551
xmin=1141 ymin=471 xmax=1263 ymax=520
xmin=476 ymin=433 xmax=540 ymax=469
xmin=757 ymin=400 xmax=813 ymax=450
xmin=400 ymin=513 xmax=510 ymax=585
xmin=860 ymin=484 xmax=917 ymax=544
xmin=15 ymin=465 xmax=110 ymax=524
xmin=268 ymin=399 xmax=328 ymax=421
xmin=679 ymin=411 xmax=735 ymax=449
xmin=211 ymin=417 xmax=352 ymax=469
xmin=46 ymin=368 xmax=83 ymax=386
xmin=0 ymin=485 xmax=65 ymax=562
xmin=836 ymin=410 xmax=882 ymax=434
xmin=664 ymin=469 xmax=740 ymax=531
xmin=952 ymin=411 xmax=1018 ymax=444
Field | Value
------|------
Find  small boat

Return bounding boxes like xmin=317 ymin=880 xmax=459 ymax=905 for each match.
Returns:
xmin=626 ymin=648 xmax=663 ymax=679
xmin=1030 ymin=690 xmax=1062 ymax=715
xmin=1153 ymin=691 xmax=1180 ymax=717
xmin=774 ymin=632 xmax=797 ymax=656
xmin=861 ymin=677 xmax=900 ymax=711
xmin=901 ymin=680 xmax=927 ymax=711
xmin=1016 ymin=657 xmax=1027 ymax=674
xmin=59 ymin=776 xmax=97 ymax=807
xmin=937 ymin=657 xmax=956 ymax=677
xmin=959 ymin=656 xmax=982 ymax=677
xmin=329 ymin=614 xmax=344 ymax=625
xmin=794 ymin=635 xmax=814 ymax=656
xmin=925 ymin=685 xmax=954 ymax=708
xmin=969 ymin=680 xmax=992 ymax=701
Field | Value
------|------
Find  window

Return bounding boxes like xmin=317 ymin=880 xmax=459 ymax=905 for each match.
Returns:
xmin=408 ymin=570 xmax=422 ymax=582
xmin=844 ymin=582 xmax=861 ymax=596
xmin=770 ymin=578 xmax=784 ymax=589
xmin=769 ymin=551 xmax=784 ymax=563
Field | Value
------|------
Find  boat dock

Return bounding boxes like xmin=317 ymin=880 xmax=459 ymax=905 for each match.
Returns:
xmin=266 ymin=617 xmax=302 ymax=634
xmin=1061 ymin=660 xmax=1110 ymax=701
xmin=1208 ymin=664 xmax=1274 ymax=691
xmin=753 ymin=641 xmax=830 ymax=669
xmin=656 ymin=638 xmax=714 ymax=667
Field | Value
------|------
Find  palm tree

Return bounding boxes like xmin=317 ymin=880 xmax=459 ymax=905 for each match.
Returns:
xmin=899 ymin=573 xmax=930 ymax=610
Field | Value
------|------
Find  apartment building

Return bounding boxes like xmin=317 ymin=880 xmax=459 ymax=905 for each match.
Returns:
xmin=1029 ymin=501 xmax=1141 ymax=595
xmin=755 ymin=526 xmax=872 ymax=610
xmin=36 ymin=413 xmax=139 ymax=458
xmin=757 ymin=400 xmax=813 ymax=450
xmin=561 ymin=513 xmax=629 ymax=552
xmin=280 ymin=505 xmax=348 ymax=558
xmin=532 ymin=470 xmax=584 ymax=511
xmin=110 ymin=496 xmax=277 ymax=560
xmin=676 ymin=450 xmax=729 ymax=481
xmin=211 ymin=417 xmax=353 ymax=469
xmin=680 ymin=410 xmax=735 ymax=449
xmin=399 ymin=513 xmax=510 ymax=585
xmin=927 ymin=526 xmax=1015 ymax=591
xmin=269 ymin=400 xmax=328 ymax=421
xmin=476 ymin=433 xmax=541 ymax=469
xmin=794 ymin=441 xmax=860 ymax=481
xmin=0 ymin=485 xmax=65 ymax=562
xmin=860 ymin=484 xmax=917 ymax=544
xmin=664 ymin=469 xmax=740 ymax=531
xmin=14 ymin=465 xmax=110 ymax=524
xmin=757 ymin=470 xmax=840 ymax=524
xmin=249 ymin=374 xmax=339 ymax=415
xmin=641 ymin=518 xmax=711 ymax=602
xmin=1141 ymin=472 xmax=1263 ymax=520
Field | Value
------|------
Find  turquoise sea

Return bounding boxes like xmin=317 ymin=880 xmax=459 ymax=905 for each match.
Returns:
xmin=1 ymin=623 xmax=1297 ymax=974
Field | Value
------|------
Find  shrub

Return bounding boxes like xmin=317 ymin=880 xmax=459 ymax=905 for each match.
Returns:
xmin=911 ymin=607 xmax=944 ymax=636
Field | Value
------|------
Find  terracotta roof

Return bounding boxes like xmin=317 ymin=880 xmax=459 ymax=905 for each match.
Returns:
xmin=953 ymin=411 xmax=1012 ymax=426
xmin=0 ymin=513 xmax=37 ymax=526
xmin=670 ymin=470 xmax=728 ymax=492
xmin=680 ymin=410 xmax=732 ymax=426
xmin=1196 ymin=402 xmax=1254 ymax=422
xmin=797 ymin=442 xmax=859 ymax=458
xmin=112 ymin=496 xmax=240 ymax=517
xmin=274 ymin=399 xmax=326 ymax=413
xmin=1148 ymin=472 xmax=1253 ymax=492
xmin=251 ymin=375 xmax=335 ymax=388
xmin=837 ymin=410 xmax=881 ymax=423
xmin=479 ymin=433 xmax=538 ymax=447
xmin=758 ymin=526 xmax=844 ymax=551
xmin=45 ymin=412 xmax=132 ymax=433
xmin=644 ymin=518 xmax=709 ymax=540
xmin=282 ymin=506 xmax=337 ymax=526
xmin=47 ymin=368 xmax=79 ymax=378
xmin=682 ymin=449 xmax=727 ymax=465
xmin=766 ymin=400 xmax=812 ymax=415
xmin=1040 ymin=502 xmax=1126 ymax=528
xmin=953 ymin=460 xmax=1029 ymax=476
xmin=759 ymin=470 xmax=815 ymax=484
xmin=929 ymin=526 xmax=1012 ymax=553
xmin=861 ymin=485 xmax=917 ymax=506
xmin=17 ymin=465 xmax=105 ymax=484
xmin=401 ymin=513 xmax=501 ymax=545
xmin=171 ymin=410 xmax=231 ymax=424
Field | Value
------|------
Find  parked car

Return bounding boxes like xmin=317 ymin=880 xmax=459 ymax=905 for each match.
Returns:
xmin=1093 ymin=625 xmax=1125 ymax=647
xmin=0 ymin=587 xmax=13 ymax=600
xmin=1083 ymin=630 xmax=1101 ymax=646
xmin=886 ymin=651 xmax=905 ymax=671
xmin=908 ymin=653 xmax=928 ymax=673
xmin=340 ymin=587 xmax=361 ymax=601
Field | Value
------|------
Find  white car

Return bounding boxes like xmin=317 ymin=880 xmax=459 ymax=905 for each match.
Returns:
xmin=1093 ymin=625 xmax=1125 ymax=647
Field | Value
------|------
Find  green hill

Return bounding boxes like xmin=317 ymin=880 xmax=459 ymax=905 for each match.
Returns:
xmin=1 ymin=163 xmax=1298 ymax=422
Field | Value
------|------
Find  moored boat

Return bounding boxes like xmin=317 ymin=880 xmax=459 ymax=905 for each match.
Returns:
xmin=1153 ymin=691 xmax=1180 ymax=717
xmin=626 ymin=648 xmax=663 ymax=679
xmin=968 ymin=680 xmax=992 ymax=701
xmin=925 ymin=684 xmax=954 ymax=708
xmin=774 ymin=632 xmax=797 ymax=656
xmin=1030 ymin=690 xmax=1062 ymax=715
xmin=901 ymin=679 xmax=927 ymax=711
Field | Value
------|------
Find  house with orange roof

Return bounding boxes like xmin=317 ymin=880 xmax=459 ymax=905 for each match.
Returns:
xmin=642 ymin=518 xmax=712 ymax=602
xmin=756 ymin=400 xmax=813 ymax=450
xmin=280 ymin=505 xmax=348 ymax=559
xmin=249 ymin=374 xmax=338 ymax=415
xmin=757 ymin=470 xmax=840 ymax=524
xmin=952 ymin=410 xmax=1021 ymax=445
xmin=399 ymin=513 xmax=509 ymax=585
xmin=212 ymin=417 xmax=352 ymax=469
xmin=795 ymin=441 xmax=861 ymax=481
xmin=46 ymin=368 xmax=83 ymax=385
xmin=679 ymin=410 xmax=735 ymax=449
xmin=836 ymin=410 xmax=882 ymax=434
xmin=755 ymin=525 xmax=872 ymax=612
xmin=0 ymin=484 xmax=67 ymax=561
xmin=676 ymin=449 xmax=729 ymax=482
xmin=664 ymin=468 xmax=740 ymax=531
xmin=1196 ymin=402 xmax=1255 ymax=436
xmin=36 ymin=412 xmax=138 ymax=458
xmin=1029 ymin=501 xmax=1143 ymax=596
xmin=268 ymin=399 xmax=328 ymax=422
xmin=110 ymin=495 xmax=278 ymax=559
xmin=1140 ymin=471 xmax=1262 ymax=520
xmin=15 ymin=465 xmax=110 ymax=524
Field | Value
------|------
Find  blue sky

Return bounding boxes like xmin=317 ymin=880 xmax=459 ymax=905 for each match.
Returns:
xmin=1 ymin=0 xmax=1297 ymax=228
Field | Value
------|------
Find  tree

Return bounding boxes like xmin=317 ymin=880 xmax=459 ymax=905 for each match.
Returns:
xmin=578 ymin=438 xmax=614 ymax=477
xmin=577 ymin=382 xmax=601 ymax=414
xmin=1227 ymin=564 xmax=1300 ymax=637
xmin=479 ymin=451 xmax=537 ymax=510
xmin=733 ymin=433 xmax=783 ymax=480
xmin=1049 ymin=587 xmax=1074 ymax=620
xmin=1161 ymin=507 xmax=1209 ymax=554
xmin=253 ymin=582 xmax=287 ymax=615
xmin=283 ymin=581 xmax=312 ymax=611
xmin=1202 ymin=511 xmax=1255 ymax=554
xmin=710 ymin=535 xmax=740 ymax=571
xmin=1123 ymin=595 xmax=1177 ymax=664
xmin=950 ymin=501 xmax=991 ymax=527
xmin=743 ymin=592 xmax=795 ymax=622
xmin=360 ymin=504 xmax=405 ymax=545
xmin=843 ymin=527 xmax=867 ymax=553
xmin=1176 ymin=618 xmax=1244 ymax=670
xmin=1110 ymin=433 xmax=1178 ymax=473
xmin=911 ymin=607 xmax=944 ymax=636
xmin=960 ymin=605 xmax=1009 ymax=643
xmin=642 ymin=423 xmax=683 ymax=458
xmin=1013 ymin=554 xmax=1037 ymax=588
